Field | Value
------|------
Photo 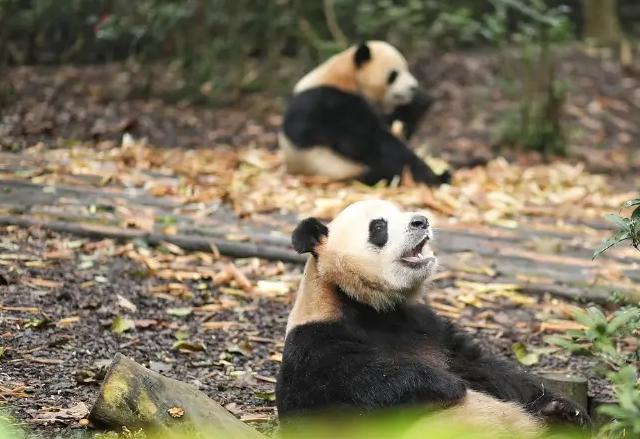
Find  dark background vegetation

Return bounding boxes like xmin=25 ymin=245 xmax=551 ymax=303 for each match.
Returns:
xmin=1 ymin=0 xmax=638 ymax=99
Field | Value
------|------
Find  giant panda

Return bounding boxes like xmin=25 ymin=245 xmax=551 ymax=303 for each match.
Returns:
xmin=279 ymin=42 xmax=449 ymax=186
xmin=276 ymin=200 xmax=590 ymax=437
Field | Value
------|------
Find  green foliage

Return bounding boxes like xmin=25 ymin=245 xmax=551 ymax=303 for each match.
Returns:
xmin=0 ymin=0 xmax=578 ymax=103
xmin=0 ymin=0 xmax=118 ymax=65
xmin=488 ymin=0 xmax=573 ymax=156
xmin=545 ymin=306 xmax=640 ymax=365
xmin=0 ymin=412 xmax=25 ymax=439
xmin=495 ymin=79 xmax=568 ymax=156
xmin=0 ymin=408 xmax=591 ymax=439
xmin=547 ymin=198 xmax=640 ymax=438
xmin=92 ymin=0 xmax=310 ymax=101
xmin=598 ymin=367 xmax=640 ymax=438
xmin=546 ymin=306 xmax=640 ymax=437
xmin=593 ymin=199 xmax=640 ymax=259
xmin=349 ymin=1 xmax=490 ymax=53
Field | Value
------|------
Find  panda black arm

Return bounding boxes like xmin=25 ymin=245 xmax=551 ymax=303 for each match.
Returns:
xmin=359 ymin=132 xmax=449 ymax=186
xmin=385 ymin=88 xmax=433 ymax=140
xmin=445 ymin=325 xmax=591 ymax=427
xmin=276 ymin=323 xmax=467 ymax=418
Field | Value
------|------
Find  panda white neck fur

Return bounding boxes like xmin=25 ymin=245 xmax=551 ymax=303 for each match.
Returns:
xmin=286 ymin=256 xmax=343 ymax=335
xmin=286 ymin=255 xmax=426 ymax=335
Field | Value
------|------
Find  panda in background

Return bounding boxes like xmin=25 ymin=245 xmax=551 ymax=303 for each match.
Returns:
xmin=279 ymin=41 xmax=449 ymax=186
xmin=276 ymin=200 xmax=591 ymax=437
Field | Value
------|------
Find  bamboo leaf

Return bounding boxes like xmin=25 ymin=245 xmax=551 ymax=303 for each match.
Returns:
xmin=606 ymin=214 xmax=631 ymax=231
xmin=621 ymin=198 xmax=640 ymax=210
xmin=593 ymin=229 xmax=631 ymax=259
xmin=607 ymin=308 xmax=640 ymax=334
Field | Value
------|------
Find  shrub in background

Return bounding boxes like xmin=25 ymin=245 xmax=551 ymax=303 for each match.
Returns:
xmin=0 ymin=0 xmax=575 ymax=104
xmin=485 ymin=0 xmax=574 ymax=156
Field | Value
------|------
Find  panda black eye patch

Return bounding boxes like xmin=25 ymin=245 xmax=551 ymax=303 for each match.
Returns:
xmin=368 ymin=218 xmax=388 ymax=248
xmin=387 ymin=70 xmax=398 ymax=84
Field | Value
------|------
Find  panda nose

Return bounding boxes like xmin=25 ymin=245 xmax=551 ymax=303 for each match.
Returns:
xmin=409 ymin=215 xmax=428 ymax=230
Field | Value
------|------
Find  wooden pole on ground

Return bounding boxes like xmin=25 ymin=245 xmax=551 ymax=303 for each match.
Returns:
xmin=0 ymin=216 xmax=305 ymax=264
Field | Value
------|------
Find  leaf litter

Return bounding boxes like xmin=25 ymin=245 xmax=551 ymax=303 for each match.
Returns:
xmin=2 ymin=54 xmax=639 ymax=434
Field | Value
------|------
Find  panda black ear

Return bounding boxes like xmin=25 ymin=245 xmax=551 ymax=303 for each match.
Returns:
xmin=354 ymin=43 xmax=371 ymax=68
xmin=292 ymin=218 xmax=328 ymax=255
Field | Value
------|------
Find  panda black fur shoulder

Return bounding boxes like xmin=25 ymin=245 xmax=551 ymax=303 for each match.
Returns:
xmin=279 ymin=42 xmax=449 ymax=186
xmin=276 ymin=200 xmax=590 ymax=437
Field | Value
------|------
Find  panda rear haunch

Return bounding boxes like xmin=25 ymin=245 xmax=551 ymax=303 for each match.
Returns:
xmin=276 ymin=200 xmax=591 ymax=436
xmin=280 ymin=41 xmax=449 ymax=186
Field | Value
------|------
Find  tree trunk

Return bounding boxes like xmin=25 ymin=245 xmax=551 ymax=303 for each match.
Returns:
xmin=89 ymin=353 xmax=265 ymax=439
xmin=583 ymin=0 xmax=622 ymax=44
xmin=541 ymin=373 xmax=589 ymax=411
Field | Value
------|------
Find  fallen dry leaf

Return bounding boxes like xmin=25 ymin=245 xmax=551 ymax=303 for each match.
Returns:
xmin=226 ymin=263 xmax=253 ymax=292
xmin=201 ymin=321 xmax=236 ymax=331
xmin=116 ymin=294 xmax=138 ymax=313
xmin=240 ymin=413 xmax=272 ymax=423
xmin=254 ymin=374 xmax=277 ymax=384
xmin=56 ymin=316 xmax=80 ymax=328
xmin=539 ymin=320 xmax=587 ymax=333
xmin=32 ymin=402 xmax=89 ymax=424
xmin=168 ymin=406 xmax=185 ymax=418
xmin=42 ymin=249 xmax=74 ymax=260
xmin=25 ymin=278 xmax=63 ymax=289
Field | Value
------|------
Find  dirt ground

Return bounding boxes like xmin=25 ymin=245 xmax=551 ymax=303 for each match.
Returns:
xmin=1 ymin=226 xmax=290 ymax=437
xmin=0 ymin=224 xmax=613 ymax=437
xmin=1 ymin=46 xmax=639 ymax=437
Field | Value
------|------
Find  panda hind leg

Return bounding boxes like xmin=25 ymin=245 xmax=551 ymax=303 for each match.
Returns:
xmin=404 ymin=391 xmax=544 ymax=439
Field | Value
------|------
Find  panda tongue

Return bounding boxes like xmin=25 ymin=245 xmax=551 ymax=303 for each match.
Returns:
xmin=403 ymin=251 xmax=424 ymax=263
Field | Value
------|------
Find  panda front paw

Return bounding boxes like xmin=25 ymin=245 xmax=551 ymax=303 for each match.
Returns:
xmin=539 ymin=397 xmax=591 ymax=428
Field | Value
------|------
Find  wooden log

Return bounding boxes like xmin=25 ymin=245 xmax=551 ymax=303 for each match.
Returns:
xmin=181 ymin=225 xmax=291 ymax=247
xmin=541 ymin=373 xmax=589 ymax=410
xmin=89 ymin=353 xmax=264 ymax=439
xmin=0 ymin=178 xmax=181 ymax=209
xmin=0 ymin=216 xmax=305 ymax=264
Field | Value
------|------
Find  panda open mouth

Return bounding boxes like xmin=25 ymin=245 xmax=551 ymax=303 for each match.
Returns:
xmin=400 ymin=237 xmax=433 ymax=267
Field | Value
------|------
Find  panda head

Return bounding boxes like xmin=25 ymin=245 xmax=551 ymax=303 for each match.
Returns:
xmin=352 ymin=41 xmax=420 ymax=112
xmin=292 ymin=200 xmax=437 ymax=311
xmin=294 ymin=41 xmax=421 ymax=114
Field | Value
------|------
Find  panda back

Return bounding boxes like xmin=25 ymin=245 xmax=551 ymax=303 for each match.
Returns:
xmin=282 ymin=86 xmax=386 ymax=162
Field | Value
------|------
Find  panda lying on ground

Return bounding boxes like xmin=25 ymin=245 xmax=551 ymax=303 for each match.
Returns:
xmin=279 ymin=42 xmax=449 ymax=186
xmin=276 ymin=200 xmax=590 ymax=437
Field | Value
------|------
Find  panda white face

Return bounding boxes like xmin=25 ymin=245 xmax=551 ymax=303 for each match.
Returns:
xmin=384 ymin=68 xmax=419 ymax=109
xmin=354 ymin=41 xmax=420 ymax=113
xmin=293 ymin=41 xmax=421 ymax=115
xmin=319 ymin=200 xmax=437 ymax=310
